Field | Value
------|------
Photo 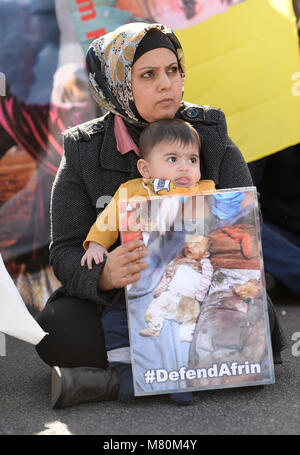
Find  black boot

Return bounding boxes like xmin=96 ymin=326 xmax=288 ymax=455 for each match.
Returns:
xmin=51 ymin=366 xmax=119 ymax=409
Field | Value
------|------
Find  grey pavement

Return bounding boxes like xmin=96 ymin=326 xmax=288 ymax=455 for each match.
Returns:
xmin=0 ymin=288 xmax=299 ymax=436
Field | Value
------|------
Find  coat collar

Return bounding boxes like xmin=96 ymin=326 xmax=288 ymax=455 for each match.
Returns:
xmin=99 ymin=114 xmax=140 ymax=177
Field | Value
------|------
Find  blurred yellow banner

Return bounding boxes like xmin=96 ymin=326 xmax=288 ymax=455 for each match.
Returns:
xmin=177 ymin=0 xmax=300 ymax=162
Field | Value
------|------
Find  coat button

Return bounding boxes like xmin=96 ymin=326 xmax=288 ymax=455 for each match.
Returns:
xmin=186 ymin=107 xmax=200 ymax=119
xmin=92 ymin=123 xmax=104 ymax=131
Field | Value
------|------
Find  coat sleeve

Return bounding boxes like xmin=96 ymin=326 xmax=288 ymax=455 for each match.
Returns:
xmin=217 ymin=136 xmax=253 ymax=189
xmin=49 ymin=129 xmax=121 ymax=308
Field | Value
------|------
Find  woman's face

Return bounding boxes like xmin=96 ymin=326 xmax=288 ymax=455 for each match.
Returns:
xmin=131 ymin=47 xmax=183 ymax=123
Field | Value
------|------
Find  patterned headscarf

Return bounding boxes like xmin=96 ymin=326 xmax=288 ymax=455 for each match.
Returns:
xmin=86 ymin=22 xmax=185 ymax=125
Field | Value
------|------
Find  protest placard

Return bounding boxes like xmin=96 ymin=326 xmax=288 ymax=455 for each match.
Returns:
xmin=120 ymin=186 xmax=275 ymax=395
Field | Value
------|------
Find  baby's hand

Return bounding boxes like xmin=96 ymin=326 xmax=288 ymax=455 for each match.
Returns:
xmin=81 ymin=242 xmax=108 ymax=270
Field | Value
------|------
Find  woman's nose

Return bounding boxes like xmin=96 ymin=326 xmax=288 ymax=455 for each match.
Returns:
xmin=157 ymin=71 xmax=171 ymax=90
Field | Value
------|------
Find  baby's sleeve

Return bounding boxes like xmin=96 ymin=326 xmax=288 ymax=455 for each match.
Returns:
xmin=83 ymin=189 xmax=121 ymax=250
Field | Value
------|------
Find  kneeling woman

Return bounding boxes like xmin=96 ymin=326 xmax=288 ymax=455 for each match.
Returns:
xmin=36 ymin=22 xmax=286 ymax=408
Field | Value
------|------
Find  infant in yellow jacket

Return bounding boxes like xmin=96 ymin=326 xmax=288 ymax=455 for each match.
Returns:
xmin=81 ymin=118 xmax=215 ymax=407
xmin=81 ymin=118 xmax=215 ymax=268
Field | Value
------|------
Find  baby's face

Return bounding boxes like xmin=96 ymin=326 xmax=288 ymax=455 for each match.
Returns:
xmin=138 ymin=140 xmax=201 ymax=188
xmin=184 ymin=239 xmax=209 ymax=260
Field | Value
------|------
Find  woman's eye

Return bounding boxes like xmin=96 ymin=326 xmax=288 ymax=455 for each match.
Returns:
xmin=141 ymin=71 xmax=153 ymax=78
xmin=167 ymin=157 xmax=176 ymax=163
xmin=168 ymin=66 xmax=178 ymax=74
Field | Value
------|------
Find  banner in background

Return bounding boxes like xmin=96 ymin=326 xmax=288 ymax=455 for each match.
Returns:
xmin=176 ymin=0 xmax=300 ymax=162
xmin=68 ymin=0 xmax=300 ymax=162
xmin=0 ymin=0 xmax=99 ymax=312
xmin=67 ymin=0 xmax=246 ymax=54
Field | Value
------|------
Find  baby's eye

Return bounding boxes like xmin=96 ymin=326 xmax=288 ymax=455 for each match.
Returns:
xmin=167 ymin=156 xmax=176 ymax=163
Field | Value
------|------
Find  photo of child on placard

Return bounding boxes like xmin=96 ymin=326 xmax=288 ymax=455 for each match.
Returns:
xmin=120 ymin=188 xmax=274 ymax=396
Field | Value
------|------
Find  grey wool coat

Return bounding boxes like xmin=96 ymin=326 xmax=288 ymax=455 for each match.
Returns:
xmin=49 ymin=102 xmax=253 ymax=311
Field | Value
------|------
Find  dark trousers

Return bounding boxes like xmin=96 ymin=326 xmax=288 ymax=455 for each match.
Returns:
xmin=35 ymin=296 xmax=107 ymax=368
xmin=101 ymin=296 xmax=130 ymax=366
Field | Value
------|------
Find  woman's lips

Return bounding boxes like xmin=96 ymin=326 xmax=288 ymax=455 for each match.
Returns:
xmin=157 ymin=98 xmax=173 ymax=106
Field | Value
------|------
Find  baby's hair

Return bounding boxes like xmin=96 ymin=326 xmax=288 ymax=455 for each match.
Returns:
xmin=139 ymin=119 xmax=201 ymax=159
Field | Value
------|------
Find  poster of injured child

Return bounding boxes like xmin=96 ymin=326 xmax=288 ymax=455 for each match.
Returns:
xmin=119 ymin=185 xmax=275 ymax=396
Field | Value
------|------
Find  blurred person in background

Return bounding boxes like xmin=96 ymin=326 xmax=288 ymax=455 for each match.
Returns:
xmin=248 ymin=145 xmax=300 ymax=297
xmin=0 ymin=0 xmax=98 ymax=311
xmin=247 ymin=0 xmax=300 ymax=298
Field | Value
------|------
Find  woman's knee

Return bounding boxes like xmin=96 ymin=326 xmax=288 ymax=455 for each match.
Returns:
xmin=35 ymin=296 xmax=107 ymax=369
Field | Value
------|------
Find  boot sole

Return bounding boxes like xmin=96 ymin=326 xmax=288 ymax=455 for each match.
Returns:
xmin=51 ymin=366 xmax=63 ymax=409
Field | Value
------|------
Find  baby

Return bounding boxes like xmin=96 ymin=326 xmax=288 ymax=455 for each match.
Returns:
xmin=81 ymin=119 xmax=215 ymax=267
xmin=81 ymin=118 xmax=215 ymax=405
xmin=139 ymin=234 xmax=213 ymax=342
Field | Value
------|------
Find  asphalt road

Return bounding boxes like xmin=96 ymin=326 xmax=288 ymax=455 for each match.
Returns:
xmin=0 ymin=287 xmax=299 ymax=437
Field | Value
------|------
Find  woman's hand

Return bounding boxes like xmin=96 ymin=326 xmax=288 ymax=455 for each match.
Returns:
xmin=98 ymin=239 xmax=149 ymax=291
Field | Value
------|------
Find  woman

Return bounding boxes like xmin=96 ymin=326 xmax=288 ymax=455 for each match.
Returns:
xmin=35 ymin=22 xmax=286 ymax=409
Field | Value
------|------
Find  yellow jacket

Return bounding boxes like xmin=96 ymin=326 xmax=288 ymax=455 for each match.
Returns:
xmin=83 ymin=178 xmax=215 ymax=250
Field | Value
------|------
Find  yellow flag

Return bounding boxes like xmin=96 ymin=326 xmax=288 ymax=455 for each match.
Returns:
xmin=177 ymin=0 xmax=300 ymax=162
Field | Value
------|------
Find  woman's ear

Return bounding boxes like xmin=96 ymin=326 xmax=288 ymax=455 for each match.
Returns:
xmin=137 ymin=159 xmax=151 ymax=178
